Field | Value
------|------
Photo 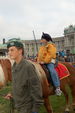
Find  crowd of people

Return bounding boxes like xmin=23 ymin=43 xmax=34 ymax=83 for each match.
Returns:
xmin=57 ymin=50 xmax=75 ymax=62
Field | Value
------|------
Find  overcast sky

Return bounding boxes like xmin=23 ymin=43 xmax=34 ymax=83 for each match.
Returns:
xmin=0 ymin=0 xmax=75 ymax=43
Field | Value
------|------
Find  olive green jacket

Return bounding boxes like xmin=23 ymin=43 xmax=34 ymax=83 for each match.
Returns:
xmin=12 ymin=58 xmax=43 ymax=113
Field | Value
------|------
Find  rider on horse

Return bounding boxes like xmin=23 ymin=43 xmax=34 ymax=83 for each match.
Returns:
xmin=37 ymin=32 xmax=62 ymax=96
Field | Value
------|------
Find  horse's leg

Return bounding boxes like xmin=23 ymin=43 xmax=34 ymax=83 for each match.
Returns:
xmin=0 ymin=82 xmax=4 ymax=88
xmin=44 ymin=97 xmax=53 ymax=113
xmin=61 ymin=79 xmax=70 ymax=113
xmin=69 ymin=76 xmax=75 ymax=111
xmin=41 ymin=76 xmax=53 ymax=113
xmin=70 ymin=86 xmax=75 ymax=111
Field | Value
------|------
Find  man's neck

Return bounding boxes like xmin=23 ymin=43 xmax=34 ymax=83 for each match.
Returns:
xmin=44 ymin=42 xmax=48 ymax=46
xmin=15 ymin=55 xmax=23 ymax=64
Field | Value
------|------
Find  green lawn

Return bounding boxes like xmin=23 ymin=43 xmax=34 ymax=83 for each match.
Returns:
xmin=0 ymin=84 xmax=75 ymax=113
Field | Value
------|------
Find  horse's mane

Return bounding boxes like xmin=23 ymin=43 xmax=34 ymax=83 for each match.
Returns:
xmin=27 ymin=60 xmax=47 ymax=80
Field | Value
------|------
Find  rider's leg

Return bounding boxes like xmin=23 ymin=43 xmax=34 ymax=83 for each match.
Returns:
xmin=46 ymin=63 xmax=62 ymax=96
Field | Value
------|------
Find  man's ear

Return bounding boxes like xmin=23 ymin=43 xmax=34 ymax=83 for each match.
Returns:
xmin=19 ymin=49 xmax=22 ymax=55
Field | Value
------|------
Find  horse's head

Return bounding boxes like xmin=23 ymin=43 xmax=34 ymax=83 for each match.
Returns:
xmin=0 ymin=58 xmax=12 ymax=88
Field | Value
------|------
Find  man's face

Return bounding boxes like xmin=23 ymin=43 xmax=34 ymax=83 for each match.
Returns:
xmin=40 ymin=39 xmax=48 ymax=45
xmin=8 ymin=46 xmax=22 ymax=60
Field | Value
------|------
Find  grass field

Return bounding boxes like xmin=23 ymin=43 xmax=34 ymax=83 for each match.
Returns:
xmin=0 ymin=83 xmax=75 ymax=113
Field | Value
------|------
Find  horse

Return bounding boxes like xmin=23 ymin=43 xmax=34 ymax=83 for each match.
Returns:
xmin=0 ymin=57 xmax=75 ymax=113
xmin=0 ymin=58 xmax=12 ymax=88
xmin=28 ymin=60 xmax=75 ymax=113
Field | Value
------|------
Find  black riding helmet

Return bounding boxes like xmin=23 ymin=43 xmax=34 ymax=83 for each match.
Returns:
xmin=41 ymin=32 xmax=53 ymax=42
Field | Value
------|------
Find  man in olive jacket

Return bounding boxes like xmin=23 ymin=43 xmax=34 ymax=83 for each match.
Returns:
xmin=6 ymin=40 xmax=43 ymax=113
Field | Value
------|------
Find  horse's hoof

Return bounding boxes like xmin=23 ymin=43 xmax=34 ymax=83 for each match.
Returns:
xmin=72 ymin=104 xmax=75 ymax=111
xmin=64 ymin=111 xmax=69 ymax=113
xmin=73 ymin=108 xmax=75 ymax=111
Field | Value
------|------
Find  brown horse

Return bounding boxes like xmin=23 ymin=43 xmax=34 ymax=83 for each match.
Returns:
xmin=28 ymin=60 xmax=75 ymax=113
xmin=0 ymin=58 xmax=12 ymax=88
xmin=0 ymin=58 xmax=75 ymax=113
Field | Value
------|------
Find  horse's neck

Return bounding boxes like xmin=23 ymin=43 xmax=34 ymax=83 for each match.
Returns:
xmin=28 ymin=60 xmax=47 ymax=79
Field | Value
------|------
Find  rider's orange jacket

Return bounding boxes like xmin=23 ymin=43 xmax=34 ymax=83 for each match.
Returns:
xmin=37 ymin=43 xmax=57 ymax=63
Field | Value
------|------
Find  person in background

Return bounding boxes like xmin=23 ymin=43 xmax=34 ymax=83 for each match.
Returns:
xmin=59 ymin=50 xmax=67 ymax=62
xmin=37 ymin=32 xmax=62 ymax=96
xmin=5 ymin=40 xmax=43 ymax=113
xmin=59 ymin=50 xmax=66 ymax=58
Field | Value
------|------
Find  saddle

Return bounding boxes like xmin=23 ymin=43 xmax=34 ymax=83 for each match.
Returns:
xmin=40 ymin=64 xmax=54 ymax=86
xmin=40 ymin=63 xmax=70 ymax=85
